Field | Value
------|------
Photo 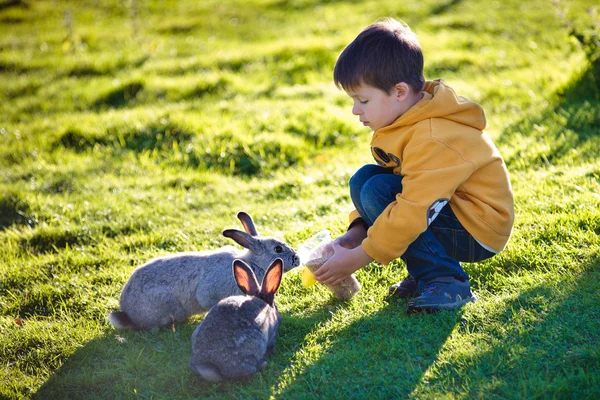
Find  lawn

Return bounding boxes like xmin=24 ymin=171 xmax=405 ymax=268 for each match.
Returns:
xmin=1 ymin=0 xmax=599 ymax=398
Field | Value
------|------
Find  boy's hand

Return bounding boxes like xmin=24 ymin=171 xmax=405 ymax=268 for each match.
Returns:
xmin=313 ymin=242 xmax=373 ymax=286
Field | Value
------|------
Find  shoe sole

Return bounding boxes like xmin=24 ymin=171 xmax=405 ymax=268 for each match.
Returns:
xmin=407 ymin=295 xmax=477 ymax=314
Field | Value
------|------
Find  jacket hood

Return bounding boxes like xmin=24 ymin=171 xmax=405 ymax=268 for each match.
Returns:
xmin=377 ymin=79 xmax=486 ymax=133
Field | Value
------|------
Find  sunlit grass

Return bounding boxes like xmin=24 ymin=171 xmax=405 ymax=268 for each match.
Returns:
xmin=1 ymin=0 xmax=599 ymax=398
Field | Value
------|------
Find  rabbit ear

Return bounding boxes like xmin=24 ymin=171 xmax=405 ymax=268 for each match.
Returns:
xmin=237 ymin=212 xmax=259 ymax=236
xmin=259 ymin=258 xmax=283 ymax=304
xmin=223 ymin=229 xmax=255 ymax=249
xmin=233 ymin=259 xmax=260 ymax=296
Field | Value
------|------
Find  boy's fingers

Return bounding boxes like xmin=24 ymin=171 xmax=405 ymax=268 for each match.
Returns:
xmin=314 ymin=256 xmax=335 ymax=278
xmin=317 ymin=271 xmax=333 ymax=283
xmin=317 ymin=269 xmax=337 ymax=284
xmin=330 ymin=277 xmax=343 ymax=286
xmin=313 ymin=264 xmax=326 ymax=278
xmin=320 ymin=271 xmax=341 ymax=284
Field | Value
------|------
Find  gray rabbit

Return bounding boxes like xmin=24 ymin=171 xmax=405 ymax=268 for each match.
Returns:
xmin=189 ymin=258 xmax=283 ymax=381
xmin=108 ymin=212 xmax=299 ymax=330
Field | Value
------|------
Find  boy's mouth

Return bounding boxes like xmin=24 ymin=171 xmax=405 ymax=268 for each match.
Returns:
xmin=362 ymin=121 xmax=369 ymax=126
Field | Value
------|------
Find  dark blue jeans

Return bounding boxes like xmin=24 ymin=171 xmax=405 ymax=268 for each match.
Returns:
xmin=349 ymin=164 xmax=495 ymax=285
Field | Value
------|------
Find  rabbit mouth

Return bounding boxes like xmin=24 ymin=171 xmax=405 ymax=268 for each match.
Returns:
xmin=292 ymin=255 xmax=301 ymax=268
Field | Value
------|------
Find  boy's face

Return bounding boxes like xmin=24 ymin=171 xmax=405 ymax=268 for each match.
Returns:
xmin=345 ymin=84 xmax=407 ymax=132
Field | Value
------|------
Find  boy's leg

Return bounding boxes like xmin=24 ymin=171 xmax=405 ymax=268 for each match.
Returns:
xmin=350 ymin=165 xmax=495 ymax=310
xmin=402 ymin=207 xmax=470 ymax=284
xmin=340 ymin=164 xmax=395 ymax=249
xmin=405 ymin=205 xmax=496 ymax=312
xmin=349 ymin=164 xmax=395 ymax=225
xmin=424 ymin=204 xmax=496 ymax=265
xmin=390 ymin=209 xmax=470 ymax=302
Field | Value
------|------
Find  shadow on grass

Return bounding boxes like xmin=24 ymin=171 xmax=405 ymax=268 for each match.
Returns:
xmin=274 ymin=258 xmax=600 ymax=398
xmin=31 ymin=289 xmax=456 ymax=399
xmin=273 ymin=297 xmax=464 ymax=398
xmin=29 ymin=257 xmax=600 ymax=399
xmin=92 ymin=81 xmax=144 ymax=110
xmin=32 ymin=322 xmax=199 ymax=399
xmin=0 ymin=190 xmax=31 ymax=230
xmin=31 ymin=308 xmax=330 ymax=399
xmin=0 ymin=0 xmax=25 ymax=11
xmin=426 ymin=257 xmax=600 ymax=398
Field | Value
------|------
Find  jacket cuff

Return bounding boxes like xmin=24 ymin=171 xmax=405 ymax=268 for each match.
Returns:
xmin=348 ymin=217 xmax=369 ymax=232
xmin=361 ymin=237 xmax=394 ymax=265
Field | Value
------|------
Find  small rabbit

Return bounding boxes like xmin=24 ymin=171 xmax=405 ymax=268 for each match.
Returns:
xmin=107 ymin=212 xmax=299 ymax=330
xmin=189 ymin=258 xmax=283 ymax=381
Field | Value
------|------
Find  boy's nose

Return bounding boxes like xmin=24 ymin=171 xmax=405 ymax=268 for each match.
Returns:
xmin=352 ymin=105 xmax=362 ymax=115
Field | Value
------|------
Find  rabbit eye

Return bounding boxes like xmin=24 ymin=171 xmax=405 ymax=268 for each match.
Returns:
xmin=274 ymin=245 xmax=283 ymax=253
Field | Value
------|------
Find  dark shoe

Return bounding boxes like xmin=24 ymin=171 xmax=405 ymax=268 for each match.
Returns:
xmin=389 ymin=275 xmax=418 ymax=298
xmin=407 ymin=277 xmax=475 ymax=313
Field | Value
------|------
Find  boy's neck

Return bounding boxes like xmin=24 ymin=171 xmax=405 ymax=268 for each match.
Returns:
xmin=397 ymin=90 xmax=424 ymax=118
xmin=396 ymin=90 xmax=423 ymax=122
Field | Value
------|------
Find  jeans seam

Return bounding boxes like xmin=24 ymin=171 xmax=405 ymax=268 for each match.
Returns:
xmin=448 ymin=229 xmax=454 ymax=259
xmin=431 ymin=226 xmax=468 ymax=234
xmin=469 ymin=237 xmax=475 ymax=262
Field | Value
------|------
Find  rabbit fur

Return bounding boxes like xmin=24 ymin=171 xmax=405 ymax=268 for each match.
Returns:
xmin=108 ymin=212 xmax=299 ymax=330
xmin=189 ymin=258 xmax=283 ymax=382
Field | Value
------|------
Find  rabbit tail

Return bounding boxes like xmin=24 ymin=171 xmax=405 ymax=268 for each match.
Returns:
xmin=107 ymin=311 xmax=138 ymax=330
xmin=189 ymin=361 xmax=224 ymax=382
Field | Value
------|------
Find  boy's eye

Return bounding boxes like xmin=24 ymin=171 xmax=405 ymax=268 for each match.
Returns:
xmin=359 ymin=100 xmax=368 ymax=105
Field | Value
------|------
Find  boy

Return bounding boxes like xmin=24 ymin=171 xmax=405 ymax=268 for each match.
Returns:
xmin=313 ymin=18 xmax=514 ymax=313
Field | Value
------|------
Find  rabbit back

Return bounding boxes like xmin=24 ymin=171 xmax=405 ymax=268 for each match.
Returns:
xmin=119 ymin=247 xmax=240 ymax=329
xmin=189 ymin=296 xmax=280 ymax=381
xmin=111 ymin=211 xmax=298 ymax=330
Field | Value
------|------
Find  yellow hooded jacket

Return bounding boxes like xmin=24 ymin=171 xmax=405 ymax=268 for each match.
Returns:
xmin=353 ymin=79 xmax=515 ymax=264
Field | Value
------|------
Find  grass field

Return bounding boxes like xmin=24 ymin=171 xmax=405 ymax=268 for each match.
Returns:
xmin=1 ymin=0 xmax=599 ymax=398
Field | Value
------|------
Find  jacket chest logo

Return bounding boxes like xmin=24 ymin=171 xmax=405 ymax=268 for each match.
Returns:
xmin=371 ymin=147 xmax=401 ymax=167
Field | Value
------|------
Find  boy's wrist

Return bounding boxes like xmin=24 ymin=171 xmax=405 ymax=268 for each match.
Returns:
xmin=350 ymin=246 xmax=373 ymax=269
xmin=337 ymin=220 xmax=368 ymax=249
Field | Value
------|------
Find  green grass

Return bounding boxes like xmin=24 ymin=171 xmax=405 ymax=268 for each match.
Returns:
xmin=1 ymin=0 xmax=599 ymax=398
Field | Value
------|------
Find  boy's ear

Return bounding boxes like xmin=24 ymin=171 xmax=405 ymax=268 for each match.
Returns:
xmin=393 ymin=82 xmax=411 ymax=102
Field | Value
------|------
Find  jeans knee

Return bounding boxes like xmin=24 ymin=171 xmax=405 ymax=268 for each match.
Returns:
xmin=359 ymin=175 xmax=402 ymax=223
xmin=349 ymin=164 xmax=385 ymax=193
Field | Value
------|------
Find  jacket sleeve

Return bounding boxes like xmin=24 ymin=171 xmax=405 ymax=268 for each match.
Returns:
xmin=361 ymin=139 xmax=475 ymax=264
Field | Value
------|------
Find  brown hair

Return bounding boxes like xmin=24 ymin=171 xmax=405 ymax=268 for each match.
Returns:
xmin=333 ymin=18 xmax=425 ymax=94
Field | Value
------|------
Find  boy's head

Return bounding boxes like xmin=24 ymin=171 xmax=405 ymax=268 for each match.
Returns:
xmin=333 ymin=18 xmax=425 ymax=95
